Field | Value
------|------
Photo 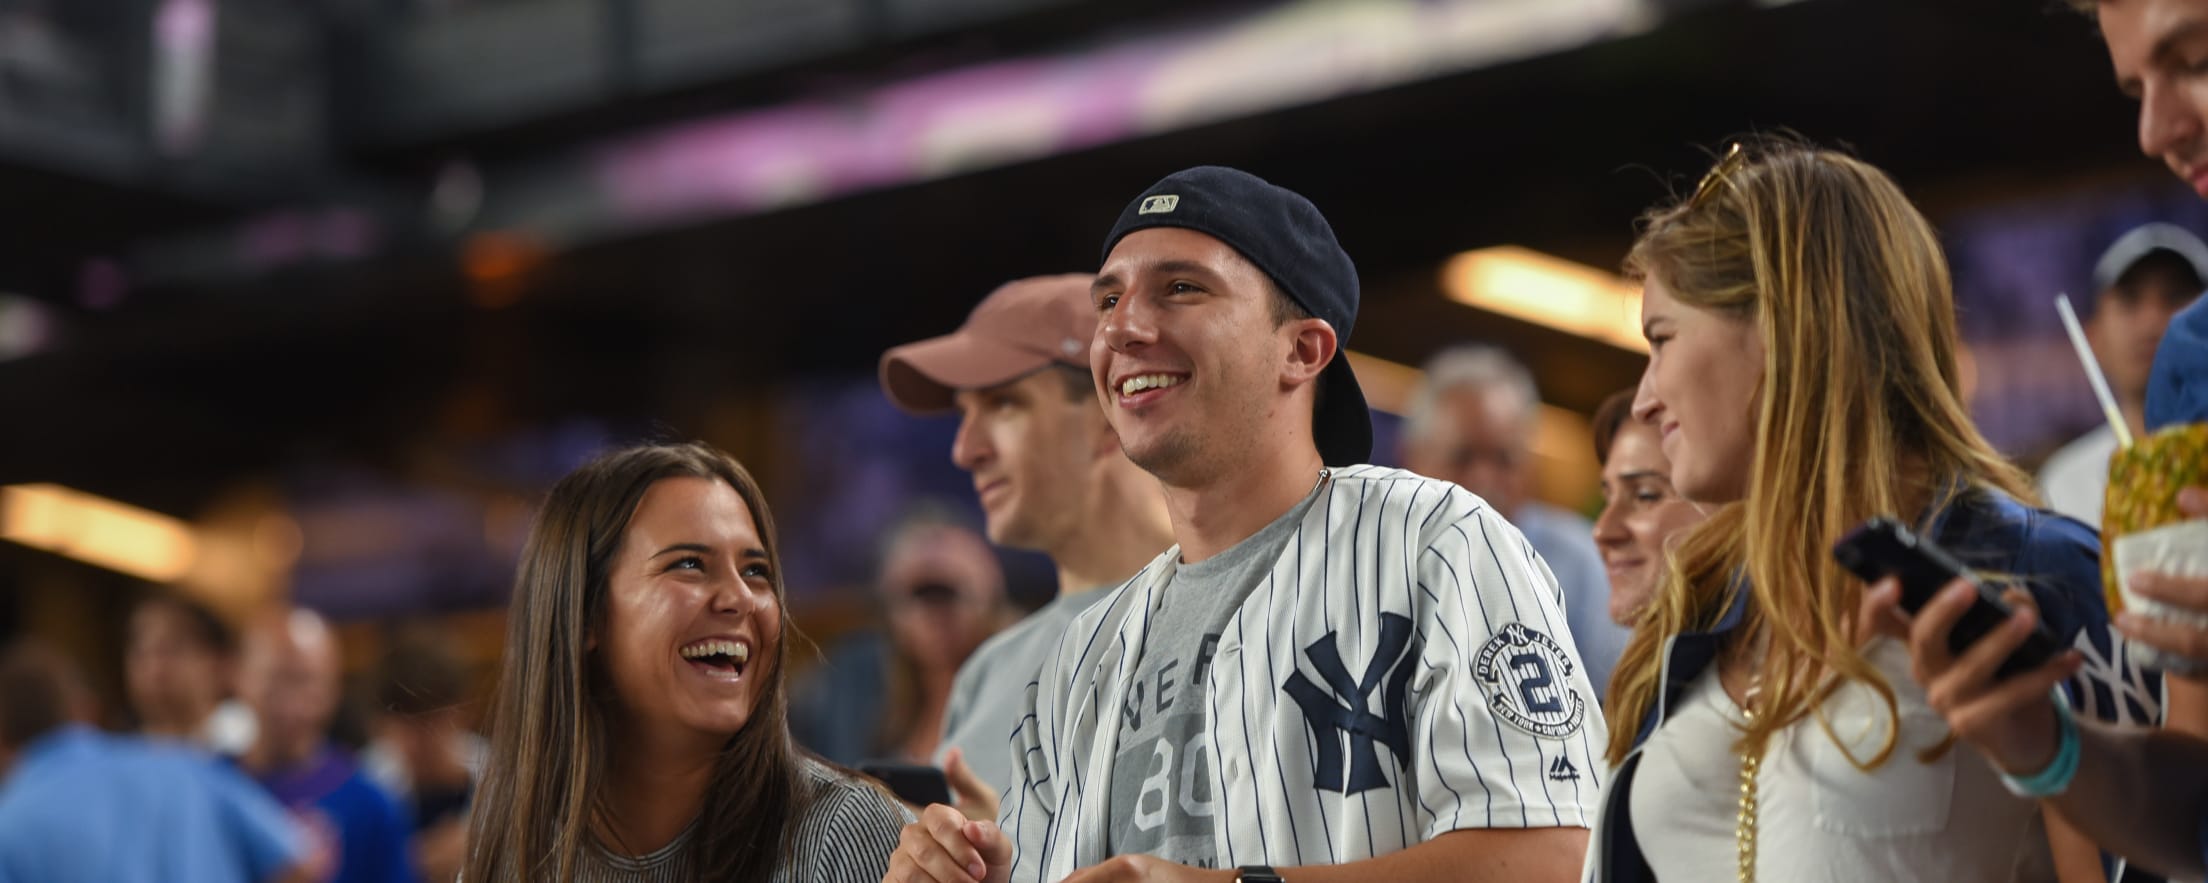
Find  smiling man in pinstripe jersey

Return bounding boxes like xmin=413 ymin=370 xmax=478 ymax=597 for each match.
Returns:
xmin=883 ymin=166 xmax=1605 ymax=883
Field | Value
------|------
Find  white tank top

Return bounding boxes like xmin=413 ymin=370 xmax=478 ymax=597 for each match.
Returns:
xmin=1628 ymin=639 xmax=2058 ymax=882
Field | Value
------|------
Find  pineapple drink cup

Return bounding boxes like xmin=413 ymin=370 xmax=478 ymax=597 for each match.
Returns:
xmin=2102 ymin=424 xmax=2208 ymax=676
xmin=2108 ymin=294 xmax=2208 ymax=675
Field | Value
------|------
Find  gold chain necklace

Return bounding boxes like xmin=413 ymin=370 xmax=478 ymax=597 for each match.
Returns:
xmin=1735 ymin=667 xmax=1766 ymax=883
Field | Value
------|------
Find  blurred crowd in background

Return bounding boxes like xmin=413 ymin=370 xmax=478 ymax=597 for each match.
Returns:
xmin=2 ymin=0 xmax=2207 ymax=881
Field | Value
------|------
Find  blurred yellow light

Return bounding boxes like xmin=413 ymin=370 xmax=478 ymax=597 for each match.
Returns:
xmin=1 ymin=484 xmax=199 ymax=582
xmin=1440 ymin=246 xmax=1647 ymax=353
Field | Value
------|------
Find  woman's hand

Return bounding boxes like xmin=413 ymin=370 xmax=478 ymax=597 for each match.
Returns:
xmin=1865 ymin=576 xmax=2082 ymax=774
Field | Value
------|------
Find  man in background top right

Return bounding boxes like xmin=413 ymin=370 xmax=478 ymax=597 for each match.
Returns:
xmin=1864 ymin=2 xmax=2208 ymax=880
xmin=2040 ymin=222 xmax=2208 ymax=523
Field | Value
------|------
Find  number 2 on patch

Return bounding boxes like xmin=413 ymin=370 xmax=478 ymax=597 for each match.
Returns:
xmin=1509 ymin=653 xmax=1562 ymax=715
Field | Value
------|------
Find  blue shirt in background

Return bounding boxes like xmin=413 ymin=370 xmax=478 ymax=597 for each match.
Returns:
xmin=237 ymin=745 xmax=418 ymax=883
xmin=2145 ymin=294 xmax=2208 ymax=430
xmin=0 ymin=725 xmax=303 ymax=883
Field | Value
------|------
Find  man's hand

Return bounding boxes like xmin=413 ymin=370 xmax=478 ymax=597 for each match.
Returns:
xmin=1865 ymin=576 xmax=2082 ymax=774
xmin=883 ymin=803 xmax=1012 ymax=883
xmin=2122 ymin=570 xmax=2208 ymax=662
xmin=1056 ymin=856 xmax=1236 ymax=883
xmin=2114 ymin=486 xmax=2208 ymax=670
xmin=943 ymin=748 xmax=1001 ymax=823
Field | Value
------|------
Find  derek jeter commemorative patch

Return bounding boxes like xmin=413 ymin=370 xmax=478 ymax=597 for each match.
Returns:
xmin=1472 ymin=622 xmax=1586 ymax=739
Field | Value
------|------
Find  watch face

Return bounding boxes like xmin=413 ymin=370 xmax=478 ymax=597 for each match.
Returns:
xmin=1237 ymin=867 xmax=1284 ymax=883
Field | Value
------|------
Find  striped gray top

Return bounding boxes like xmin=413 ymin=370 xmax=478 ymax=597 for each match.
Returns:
xmin=577 ymin=758 xmax=907 ymax=883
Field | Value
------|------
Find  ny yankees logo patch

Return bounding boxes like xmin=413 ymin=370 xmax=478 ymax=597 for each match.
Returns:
xmin=1283 ymin=612 xmax=1418 ymax=795
xmin=1473 ymin=622 xmax=1586 ymax=739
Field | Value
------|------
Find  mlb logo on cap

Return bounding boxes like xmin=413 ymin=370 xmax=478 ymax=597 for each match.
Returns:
xmin=1138 ymin=195 xmax=1179 ymax=215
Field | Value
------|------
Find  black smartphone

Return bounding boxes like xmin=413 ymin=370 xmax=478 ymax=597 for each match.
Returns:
xmin=857 ymin=761 xmax=953 ymax=807
xmin=1831 ymin=516 xmax=2062 ymax=680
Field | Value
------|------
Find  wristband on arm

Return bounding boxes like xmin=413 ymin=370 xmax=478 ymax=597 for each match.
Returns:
xmin=1997 ymin=687 xmax=2081 ymax=799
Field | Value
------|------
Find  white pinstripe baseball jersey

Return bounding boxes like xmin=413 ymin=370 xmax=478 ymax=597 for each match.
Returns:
xmin=1001 ymin=465 xmax=1609 ymax=880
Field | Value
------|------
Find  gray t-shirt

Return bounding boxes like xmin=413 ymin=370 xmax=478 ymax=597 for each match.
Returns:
xmin=939 ymin=588 xmax=1114 ymax=793
xmin=1105 ymin=486 xmax=1320 ymax=866
xmin=571 ymin=758 xmax=907 ymax=883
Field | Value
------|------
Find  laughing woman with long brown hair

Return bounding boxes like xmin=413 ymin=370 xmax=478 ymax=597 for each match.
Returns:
xmin=463 ymin=442 xmax=905 ymax=882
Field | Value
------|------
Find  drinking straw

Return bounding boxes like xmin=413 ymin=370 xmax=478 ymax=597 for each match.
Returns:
xmin=2055 ymin=293 xmax=2136 ymax=449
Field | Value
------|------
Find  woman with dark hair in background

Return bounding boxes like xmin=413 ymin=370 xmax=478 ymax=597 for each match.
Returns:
xmin=463 ymin=442 xmax=905 ymax=882
xmin=869 ymin=514 xmax=1010 ymax=764
xmin=1588 ymin=389 xmax=1709 ymax=633
xmin=787 ymin=510 xmax=1011 ymax=770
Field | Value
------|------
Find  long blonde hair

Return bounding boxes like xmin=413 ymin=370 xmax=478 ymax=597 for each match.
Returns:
xmin=1603 ymin=139 xmax=2035 ymax=766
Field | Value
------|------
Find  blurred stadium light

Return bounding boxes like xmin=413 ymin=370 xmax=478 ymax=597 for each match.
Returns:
xmin=1440 ymin=246 xmax=1647 ymax=354
xmin=0 ymin=483 xmax=198 ymax=583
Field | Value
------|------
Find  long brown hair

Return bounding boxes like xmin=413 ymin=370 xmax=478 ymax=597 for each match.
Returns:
xmin=464 ymin=441 xmax=811 ymax=881
xmin=1604 ymin=139 xmax=2036 ymax=766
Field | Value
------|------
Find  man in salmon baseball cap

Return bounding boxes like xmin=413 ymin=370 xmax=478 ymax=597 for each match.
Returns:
xmin=876 ymin=275 xmax=1171 ymax=821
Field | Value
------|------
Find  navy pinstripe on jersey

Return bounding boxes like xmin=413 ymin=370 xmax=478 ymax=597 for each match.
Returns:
xmin=1000 ymin=466 xmax=1608 ymax=880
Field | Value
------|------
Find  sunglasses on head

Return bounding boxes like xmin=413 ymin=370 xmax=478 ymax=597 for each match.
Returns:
xmin=1688 ymin=142 xmax=1747 ymax=211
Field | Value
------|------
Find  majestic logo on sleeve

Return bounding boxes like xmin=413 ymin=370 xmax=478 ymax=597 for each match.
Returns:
xmin=1473 ymin=622 xmax=1586 ymax=739
xmin=1283 ymin=612 xmax=1418 ymax=795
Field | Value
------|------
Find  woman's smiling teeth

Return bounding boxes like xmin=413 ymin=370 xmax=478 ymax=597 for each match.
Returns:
xmin=679 ymin=638 xmax=750 ymax=673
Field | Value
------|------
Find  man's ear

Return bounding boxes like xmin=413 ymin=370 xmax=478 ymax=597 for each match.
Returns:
xmin=1283 ymin=317 xmax=1339 ymax=389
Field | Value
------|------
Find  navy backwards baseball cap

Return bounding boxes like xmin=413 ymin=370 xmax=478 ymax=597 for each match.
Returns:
xmin=1101 ymin=166 xmax=1372 ymax=466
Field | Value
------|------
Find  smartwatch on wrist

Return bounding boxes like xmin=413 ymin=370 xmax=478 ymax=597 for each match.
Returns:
xmin=1236 ymin=866 xmax=1285 ymax=883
